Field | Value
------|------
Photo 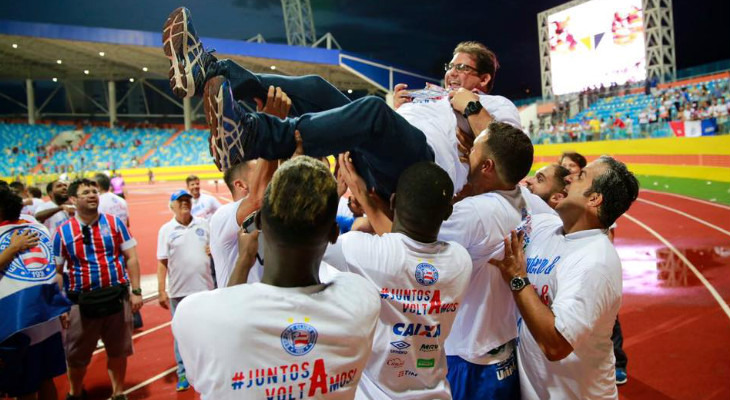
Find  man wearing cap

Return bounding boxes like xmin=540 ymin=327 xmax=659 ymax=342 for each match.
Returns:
xmin=156 ymin=189 xmax=214 ymax=391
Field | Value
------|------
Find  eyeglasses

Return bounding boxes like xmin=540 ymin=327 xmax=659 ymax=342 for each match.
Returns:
xmin=444 ymin=63 xmax=480 ymax=74
xmin=82 ymin=225 xmax=92 ymax=246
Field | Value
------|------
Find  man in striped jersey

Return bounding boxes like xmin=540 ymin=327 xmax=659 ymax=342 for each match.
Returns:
xmin=53 ymin=178 xmax=142 ymax=400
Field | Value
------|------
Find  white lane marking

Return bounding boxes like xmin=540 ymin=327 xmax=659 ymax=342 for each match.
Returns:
xmin=623 ymin=213 xmax=730 ymax=322
xmin=637 ymin=198 xmax=730 ymax=238
xmin=109 ymin=366 xmax=177 ymax=399
xmin=641 ymin=189 xmax=730 ymax=211
xmin=92 ymin=321 xmax=172 ymax=356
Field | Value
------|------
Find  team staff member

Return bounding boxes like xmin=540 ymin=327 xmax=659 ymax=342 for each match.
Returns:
xmin=524 ymin=164 xmax=570 ymax=209
xmin=95 ymin=173 xmax=130 ymax=227
xmin=491 ymin=156 xmax=639 ymax=399
xmin=157 ymin=189 xmax=214 ymax=391
xmin=53 ymin=179 xmax=142 ymax=400
xmin=186 ymin=175 xmax=221 ymax=220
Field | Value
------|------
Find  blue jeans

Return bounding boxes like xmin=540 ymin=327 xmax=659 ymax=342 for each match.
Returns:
xmin=208 ymin=59 xmax=351 ymax=116
xmin=208 ymin=60 xmax=435 ymax=200
xmin=170 ymin=297 xmax=185 ymax=378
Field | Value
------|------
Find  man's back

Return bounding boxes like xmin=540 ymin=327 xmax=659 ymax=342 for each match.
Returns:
xmin=98 ymin=192 xmax=129 ymax=225
xmin=325 ymin=232 xmax=472 ymax=399
xmin=209 ymin=200 xmax=263 ymax=287
xmin=172 ymin=272 xmax=380 ymax=400
xmin=439 ymin=188 xmax=529 ymax=359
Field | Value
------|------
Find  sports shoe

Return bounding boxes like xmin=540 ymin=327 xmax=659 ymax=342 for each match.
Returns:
xmin=65 ymin=389 xmax=88 ymax=400
xmin=110 ymin=395 xmax=128 ymax=400
xmin=616 ymin=368 xmax=628 ymax=385
xmin=204 ymin=76 xmax=252 ymax=171
xmin=176 ymin=375 xmax=191 ymax=392
xmin=162 ymin=7 xmax=217 ymax=98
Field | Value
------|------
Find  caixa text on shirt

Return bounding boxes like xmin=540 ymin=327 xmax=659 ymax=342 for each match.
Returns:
xmin=381 ymin=288 xmax=459 ymax=315
xmin=230 ymin=359 xmax=358 ymax=399
xmin=525 ymin=256 xmax=561 ymax=275
xmin=393 ymin=323 xmax=441 ymax=338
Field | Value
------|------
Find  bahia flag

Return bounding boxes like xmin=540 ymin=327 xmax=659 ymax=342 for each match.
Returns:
xmin=0 ymin=219 xmax=71 ymax=343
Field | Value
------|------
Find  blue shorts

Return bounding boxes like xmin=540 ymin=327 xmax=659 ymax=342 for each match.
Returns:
xmin=447 ymin=350 xmax=520 ymax=400
xmin=0 ymin=331 xmax=66 ymax=397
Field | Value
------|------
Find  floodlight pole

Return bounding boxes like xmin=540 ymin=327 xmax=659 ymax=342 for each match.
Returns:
xmin=26 ymin=79 xmax=36 ymax=125
xmin=108 ymin=81 xmax=117 ymax=128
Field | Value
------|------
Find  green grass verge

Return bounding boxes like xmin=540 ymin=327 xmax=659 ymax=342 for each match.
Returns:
xmin=636 ymin=175 xmax=730 ymax=205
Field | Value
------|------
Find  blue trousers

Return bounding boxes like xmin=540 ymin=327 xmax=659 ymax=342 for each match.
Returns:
xmin=170 ymin=297 xmax=185 ymax=378
xmin=208 ymin=60 xmax=435 ymax=200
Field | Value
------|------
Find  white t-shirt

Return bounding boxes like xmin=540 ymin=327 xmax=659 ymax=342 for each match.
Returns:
xmin=337 ymin=197 xmax=354 ymax=219
xmin=324 ymin=232 xmax=472 ymax=400
xmin=439 ymin=187 xmax=537 ymax=363
xmin=397 ymin=95 xmax=521 ymax=195
xmin=157 ymin=216 xmax=214 ymax=298
xmin=35 ymin=201 xmax=71 ymax=240
xmin=172 ymin=272 xmax=380 ymax=400
xmin=191 ymin=193 xmax=222 ymax=220
xmin=21 ymin=198 xmax=45 ymax=217
xmin=517 ymin=214 xmax=622 ymax=400
xmin=98 ymin=192 xmax=129 ymax=226
xmin=209 ymin=200 xmax=263 ymax=288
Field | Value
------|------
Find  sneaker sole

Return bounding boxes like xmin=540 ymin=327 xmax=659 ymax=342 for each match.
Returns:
xmin=162 ymin=7 xmax=196 ymax=98
xmin=204 ymin=76 xmax=226 ymax=171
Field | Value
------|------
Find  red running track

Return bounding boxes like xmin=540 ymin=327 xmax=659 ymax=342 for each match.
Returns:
xmin=50 ymin=184 xmax=730 ymax=399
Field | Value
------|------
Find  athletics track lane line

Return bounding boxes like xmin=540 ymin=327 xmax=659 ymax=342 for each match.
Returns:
xmin=108 ymin=367 xmax=178 ymax=400
xmin=640 ymin=189 xmax=730 ymax=211
xmin=623 ymin=212 xmax=730 ymax=322
xmin=635 ymin=198 xmax=730 ymax=238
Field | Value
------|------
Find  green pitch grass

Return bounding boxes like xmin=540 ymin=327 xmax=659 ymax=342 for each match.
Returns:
xmin=636 ymin=175 xmax=730 ymax=206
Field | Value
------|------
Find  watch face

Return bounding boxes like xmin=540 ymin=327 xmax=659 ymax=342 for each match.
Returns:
xmin=510 ymin=277 xmax=526 ymax=291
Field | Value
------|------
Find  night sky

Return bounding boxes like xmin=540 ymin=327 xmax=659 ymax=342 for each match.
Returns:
xmin=1 ymin=0 xmax=728 ymax=99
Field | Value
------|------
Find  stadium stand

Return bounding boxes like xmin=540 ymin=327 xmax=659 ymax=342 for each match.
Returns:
xmin=146 ymin=129 xmax=212 ymax=168
xmin=0 ymin=123 xmax=74 ymax=176
xmin=534 ymin=77 xmax=730 ymax=144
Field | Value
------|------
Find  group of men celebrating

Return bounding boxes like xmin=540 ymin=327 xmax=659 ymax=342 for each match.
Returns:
xmin=159 ymin=6 xmax=640 ymax=400
xmin=0 ymin=6 xmax=639 ymax=400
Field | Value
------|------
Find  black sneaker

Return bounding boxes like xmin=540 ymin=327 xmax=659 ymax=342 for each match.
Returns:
xmin=162 ymin=7 xmax=217 ymax=98
xmin=204 ymin=76 xmax=251 ymax=171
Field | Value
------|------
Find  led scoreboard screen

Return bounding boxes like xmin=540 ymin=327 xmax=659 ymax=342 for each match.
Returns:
xmin=548 ymin=0 xmax=646 ymax=95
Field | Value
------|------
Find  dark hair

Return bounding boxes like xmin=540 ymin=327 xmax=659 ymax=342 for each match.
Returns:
xmin=584 ymin=156 xmax=639 ymax=228
xmin=0 ymin=187 xmax=23 ymax=221
xmin=224 ymin=162 xmax=252 ymax=193
xmin=453 ymin=41 xmax=499 ymax=93
xmin=94 ymin=173 xmax=111 ymax=191
xmin=68 ymin=178 xmax=98 ymax=198
xmin=484 ymin=122 xmax=534 ymax=186
xmin=9 ymin=181 xmax=25 ymax=192
xmin=560 ymin=152 xmax=587 ymax=169
xmin=261 ymin=156 xmax=338 ymax=245
xmin=395 ymin=162 xmax=454 ymax=234
xmin=46 ymin=180 xmax=58 ymax=196
xmin=0 ymin=180 xmax=8 ymax=189
xmin=551 ymin=164 xmax=571 ymax=193
xmin=185 ymin=175 xmax=200 ymax=185
xmin=28 ymin=186 xmax=42 ymax=198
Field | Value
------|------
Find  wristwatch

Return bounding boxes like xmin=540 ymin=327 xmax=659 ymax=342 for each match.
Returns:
xmin=509 ymin=276 xmax=530 ymax=292
xmin=131 ymin=288 xmax=142 ymax=296
xmin=463 ymin=100 xmax=483 ymax=118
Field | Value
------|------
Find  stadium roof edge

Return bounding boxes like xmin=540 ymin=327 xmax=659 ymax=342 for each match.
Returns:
xmin=0 ymin=19 xmax=441 ymax=91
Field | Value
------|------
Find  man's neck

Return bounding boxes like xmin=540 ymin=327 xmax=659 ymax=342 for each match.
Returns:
xmin=77 ymin=210 xmax=99 ymax=225
xmin=175 ymin=214 xmax=193 ymax=226
xmin=560 ymin=212 xmax=601 ymax=235
xmin=391 ymin=219 xmax=437 ymax=244
xmin=261 ymin=243 xmax=323 ymax=288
